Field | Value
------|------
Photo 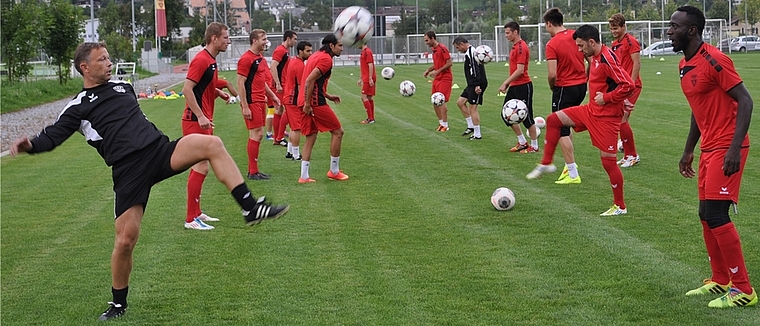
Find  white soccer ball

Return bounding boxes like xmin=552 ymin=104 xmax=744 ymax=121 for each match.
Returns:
xmin=399 ymin=80 xmax=416 ymax=97
xmin=474 ymin=45 xmax=494 ymax=64
xmin=535 ymin=126 xmax=541 ymax=138
xmin=501 ymin=99 xmax=528 ymax=126
xmin=431 ymin=92 xmax=446 ymax=106
xmin=264 ymin=40 xmax=271 ymax=51
xmin=491 ymin=187 xmax=516 ymax=211
xmin=381 ymin=67 xmax=395 ymax=80
xmin=333 ymin=6 xmax=374 ymax=48
xmin=618 ymin=139 xmax=625 ymax=153
xmin=534 ymin=116 xmax=546 ymax=129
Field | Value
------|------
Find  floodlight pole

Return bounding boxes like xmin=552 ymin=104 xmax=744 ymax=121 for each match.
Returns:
xmin=416 ymin=0 xmax=419 ymax=34
xmin=498 ymin=0 xmax=502 ymax=26
xmin=90 ymin=0 xmax=95 ymax=41
xmin=580 ymin=0 xmax=583 ymax=22
xmin=450 ymin=0 xmax=454 ymax=33
xmin=132 ymin=0 xmax=136 ymax=52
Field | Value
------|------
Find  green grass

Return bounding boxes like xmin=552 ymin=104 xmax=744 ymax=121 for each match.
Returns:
xmin=3 ymin=52 xmax=760 ymax=324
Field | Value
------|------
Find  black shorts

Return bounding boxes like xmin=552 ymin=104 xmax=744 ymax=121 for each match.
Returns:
xmin=551 ymin=83 xmax=587 ymax=137
xmin=460 ymin=85 xmax=485 ymax=105
xmin=504 ymin=82 xmax=534 ymax=128
xmin=111 ymin=136 xmax=183 ymax=218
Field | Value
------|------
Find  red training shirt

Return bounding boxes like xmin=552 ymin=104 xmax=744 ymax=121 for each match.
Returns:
xmin=237 ymin=50 xmax=271 ymax=103
xmin=431 ymin=43 xmax=453 ymax=80
xmin=545 ymin=29 xmax=587 ymax=87
xmin=183 ymin=49 xmax=219 ymax=121
xmin=271 ymin=44 xmax=289 ymax=84
xmin=680 ymin=43 xmax=749 ymax=151
xmin=509 ymin=39 xmax=531 ymax=86
xmin=587 ymin=45 xmax=634 ymax=118
xmin=610 ymin=33 xmax=642 ymax=88
xmin=283 ymin=57 xmax=305 ymax=106
xmin=298 ymin=50 xmax=333 ymax=107
xmin=360 ymin=46 xmax=376 ymax=82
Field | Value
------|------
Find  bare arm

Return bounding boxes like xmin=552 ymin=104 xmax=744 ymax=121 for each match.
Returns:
xmin=368 ymin=62 xmax=375 ymax=86
xmin=547 ymin=59 xmax=557 ymax=90
xmin=270 ymin=60 xmax=282 ymax=92
xmin=498 ymin=64 xmax=525 ymax=93
xmin=236 ymin=74 xmax=252 ymax=120
xmin=723 ymin=83 xmax=754 ymax=176
xmin=182 ymin=79 xmax=212 ymax=129
xmin=430 ymin=58 xmax=453 ymax=78
xmin=302 ymin=67 xmax=323 ymax=115
xmin=679 ymin=114 xmax=701 ymax=178
xmin=221 ymin=79 xmax=239 ymax=97
xmin=630 ymin=52 xmax=641 ymax=83
xmin=265 ymin=83 xmax=280 ymax=107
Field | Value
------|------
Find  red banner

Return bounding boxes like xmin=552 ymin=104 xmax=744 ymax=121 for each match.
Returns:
xmin=156 ymin=0 xmax=167 ymax=37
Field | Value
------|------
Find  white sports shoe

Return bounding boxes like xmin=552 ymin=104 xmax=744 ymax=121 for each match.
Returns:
xmin=600 ymin=205 xmax=627 ymax=216
xmin=620 ymin=155 xmax=640 ymax=168
xmin=526 ymin=164 xmax=557 ymax=179
xmin=184 ymin=217 xmax=215 ymax=230
xmin=197 ymin=213 xmax=219 ymax=222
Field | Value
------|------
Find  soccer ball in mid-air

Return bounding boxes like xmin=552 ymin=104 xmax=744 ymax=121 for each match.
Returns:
xmin=333 ymin=6 xmax=374 ymax=48
xmin=534 ymin=116 xmax=546 ymax=129
xmin=474 ymin=45 xmax=494 ymax=64
xmin=501 ymin=99 xmax=528 ymax=126
xmin=491 ymin=187 xmax=516 ymax=211
xmin=399 ymin=80 xmax=416 ymax=97
xmin=381 ymin=67 xmax=395 ymax=80
xmin=431 ymin=92 xmax=446 ymax=106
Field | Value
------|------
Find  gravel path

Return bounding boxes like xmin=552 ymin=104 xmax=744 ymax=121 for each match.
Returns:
xmin=1 ymin=73 xmax=187 ymax=154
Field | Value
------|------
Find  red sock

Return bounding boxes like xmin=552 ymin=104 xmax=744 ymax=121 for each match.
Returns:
xmin=712 ymin=222 xmax=753 ymax=293
xmin=277 ymin=112 xmax=289 ymax=139
xmin=540 ymin=113 xmax=562 ymax=165
xmin=701 ymin=220 xmax=730 ymax=285
xmin=601 ymin=156 xmax=625 ymax=209
xmin=272 ymin=113 xmax=282 ymax=140
xmin=247 ymin=139 xmax=261 ymax=175
xmin=363 ymin=100 xmax=372 ymax=120
xmin=620 ymin=122 xmax=637 ymax=157
xmin=369 ymin=99 xmax=375 ymax=120
xmin=186 ymin=169 xmax=206 ymax=223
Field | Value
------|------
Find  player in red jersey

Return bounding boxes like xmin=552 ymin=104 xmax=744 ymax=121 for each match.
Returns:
xmin=609 ymin=13 xmax=642 ymax=168
xmin=526 ymin=25 xmax=634 ymax=216
xmin=271 ymin=31 xmax=297 ymax=147
xmin=543 ymin=8 xmax=587 ymax=184
xmin=282 ymin=41 xmax=313 ymax=161
xmin=358 ymin=43 xmax=377 ymax=124
xmin=297 ymin=34 xmax=347 ymax=183
xmin=669 ymin=6 xmax=757 ymax=308
xmin=498 ymin=22 xmax=539 ymax=153
xmin=237 ymin=29 xmax=280 ymax=180
xmin=181 ymin=22 xmax=236 ymax=230
xmin=423 ymin=31 xmax=453 ymax=131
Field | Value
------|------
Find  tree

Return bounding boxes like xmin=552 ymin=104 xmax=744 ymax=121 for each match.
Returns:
xmin=428 ymin=0 xmax=452 ymax=24
xmin=392 ymin=12 xmax=432 ymax=36
xmin=737 ymin=0 xmax=760 ymax=27
xmin=301 ymin=2 xmax=332 ymax=31
xmin=0 ymin=1 xmax=48 ymax=83
xmin=707 ymin=0 xmax=730 ymax=20
xmin=188 ymin=10 xmax=207 ymax=46
xmin=43 ymin=0 xmax=84 ymax=84
xmin=250 ymin=8 xmax=278 ymax=33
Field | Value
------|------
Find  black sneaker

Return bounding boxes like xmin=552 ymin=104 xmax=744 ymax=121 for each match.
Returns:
xmin=243 ymin=197 xmax=290 ymax=225
xmin=248 ymin=172 xmax=271 ymax=180
xmin=273 ymin=139 xmax=288 ymax=146
xmin=285 ymin=152 xmax=294 ymax=159
xmin=293 ymin=155 xmax=302 ymax=161
xmin=462 ymin=128 xmax=474 ymax=136
xmin=469 ymin=135 xmax=482 ymax=140
xmin=98 ymin=302 xmax=126 ymax=321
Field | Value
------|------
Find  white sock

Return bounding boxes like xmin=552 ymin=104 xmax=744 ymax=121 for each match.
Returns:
xmin=473 ymin=125 xmax=481 ymax=137
xmin=300 ymin=160 xmax=310 ymax=179
xmin=465 ymin=117 xmax=474 ymax=128
xmin=567 ymin=163 xmax=579 ymax=178
xmin=531 ymin=139 xmax=539 ymax=149
xmin=439 ymin=119 xmax=444 ymax=126
xmin=292 ymin=146 xmax=300 ymax=159
xmin=517 ymin=134 xmax=527 ymax=144
xmin=330 ymin=156 xmax=340 ymax=174
xmin=442 ymin=121 xmax=448 ymax=128
xmin=287 ymin=142 xmax=293 ymax=155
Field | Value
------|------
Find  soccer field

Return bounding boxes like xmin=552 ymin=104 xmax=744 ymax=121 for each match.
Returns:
xmin=2 ymin=52 xmax=760 ymax=324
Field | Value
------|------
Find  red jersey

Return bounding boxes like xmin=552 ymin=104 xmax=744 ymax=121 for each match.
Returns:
xmin=360 ymin=46 xmax=376 ymax=82
xmin=183 ymin=49 xmax=218 ymax=121
xmin=509 ymin=39 xmax=531 ymax=86
xmin=271 ymin=44 xmax=290 ymax=84
xmin=431 ymin=43 xmax=453 ymax=80
xmin=297 ymin=50 xmax=333 ymax=107
xmin=680 ymin=43 xmax=749 ymax=151
xmin=587 ymin=45 xmax=634 ymax=119
xmin=237 ymin=50 xmax=271 ymax=103
xmin=610 ymin=33 xmax=642 ymax=88
xmin=282 ymin=57 xmax=305 ymax=106
xmin=545 ymin=29 xmax=587 ymax=87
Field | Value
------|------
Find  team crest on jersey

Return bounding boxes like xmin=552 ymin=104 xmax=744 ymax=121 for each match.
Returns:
xmin=691 ymin=74 xmax=698 ymax=87
xmin=113 ymin=85 xmax=126 ymax=93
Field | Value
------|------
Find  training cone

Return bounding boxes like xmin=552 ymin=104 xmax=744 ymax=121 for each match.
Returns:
xmin=656 ymin=71 xmax=662 ymax=75
xmin=659 ymin=57 xmax=665 ymax=61
xmin=451 ymin=84 xmax=460 ymax=89
xmin=536 ymin=61 xmax=542 ymax=65
xmin=497 ymin=92 xmax=506 ymax=97
xmin=504 ymin=62 xmax=509 ymax=66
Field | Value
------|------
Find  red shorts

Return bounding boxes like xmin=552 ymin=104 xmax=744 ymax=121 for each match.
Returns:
xmin=244 ymin=102 xmax=267 ymax=130
xmin=301 ymin=105 xmax=342 ymax=136
xmin=361 ymin=81 xmax=376 ymax=96
xmin=285 ymin=104 xmax=304 ymax=131
xmin=432 ymin=78 xmax=452 ymax=102
xmin=698 ymin=148 xmax=749 ymax=203
xmin=182 ymin=120 xmax=213 ymax=136
xmin=266 ymin=96 xmax=275 ymax=109
xmin=625 ymin=87 xmax=642 ymax=113
xmin=562 ymin=105 xmax=620 ymax=154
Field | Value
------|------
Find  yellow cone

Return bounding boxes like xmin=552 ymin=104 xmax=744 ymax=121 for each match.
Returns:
xmin=451 ymin=84 xmax=460 ymax=89
xmin=497 ymin=92 xmax=506 ymax=97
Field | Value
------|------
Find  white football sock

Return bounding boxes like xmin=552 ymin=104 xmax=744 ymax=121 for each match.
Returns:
xmin=292 ymin=146 xmax=300 ymax=159
xmin=531 ymin=139 xmax=539 ymax=149
xmin=438 ymin=119 xmax=444 ymax=126
xmin=517 ymin=134 xmax=527 ymax=144
xmin=301 ymin=161 xmax=310 ymax=179
xmin=567 ymin=162 xmax=579 ymax=178
xmin=474 ymin=125 xmax=481 ymax=137
xmin=330 ymin=156 xmax=340 ymax=174
xmin=442 ymin=121 xmax=448 ymax=128
xmin=465 ymin=117 xmax=474 ymax=128
xmin=287 ymin=142 xmax=293 ymax=155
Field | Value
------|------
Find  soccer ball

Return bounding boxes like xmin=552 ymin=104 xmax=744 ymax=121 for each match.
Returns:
xmin=474 ymin=45 xmax=494 ymax=64
xmin=618 ymin=139 xmax=624 ymax=153
xmin=264 ymin=40 xmax=271 ymax=51
xmin=333 ymin=6 xmax=374 ymax=48
xmin=491 ymin=187 xmax=516 ymax=211
xmin=535 ymin=126 xmax=541 ymax=138
xmin=399 ymin=80 xmax=416 ymax=97
xmin=431 ymin=92 xmax=446 ymax=106
xmin=534 ymin=116 xmax=546 ymax=129
xmin=381 ymin=67 xmax=395 ymax=80
xmin=501 ymin=99 xmax=528 ymax=126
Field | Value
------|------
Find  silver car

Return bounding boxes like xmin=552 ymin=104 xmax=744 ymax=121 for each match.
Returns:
xmin=729 ymin=36 xmax=760 ymax=52
xmin=641 ymin=41 xmax=681 ymax=56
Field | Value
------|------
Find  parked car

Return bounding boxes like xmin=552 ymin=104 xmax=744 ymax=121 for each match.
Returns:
xmin=641 ymin=41 xmax=681 ymax=56
xmin=756 ymin=43 xmax=760 ymax=50
xmin=729 ymin=36 xmax=760 ymax=52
